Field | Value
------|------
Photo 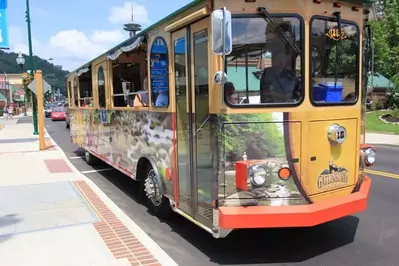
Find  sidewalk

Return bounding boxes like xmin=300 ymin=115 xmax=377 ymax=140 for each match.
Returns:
xmin=366 ymin=133 xmax=399 ymax=146
xmin=0 ymin=121 xmax=177 ymax=266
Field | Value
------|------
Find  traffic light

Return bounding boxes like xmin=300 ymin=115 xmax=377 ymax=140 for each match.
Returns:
xmin=25 ymin=10 xmax=30 ymax=23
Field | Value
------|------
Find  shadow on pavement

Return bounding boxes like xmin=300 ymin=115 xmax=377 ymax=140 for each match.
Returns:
xmin=87 ymin=161 xmax=360 ymax=265
xmin=0 ymin=214 xmax=24 ymax=243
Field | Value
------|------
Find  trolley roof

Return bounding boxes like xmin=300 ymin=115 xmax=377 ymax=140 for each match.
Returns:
xmin=69 ymin=0 xmax=375 ymax=76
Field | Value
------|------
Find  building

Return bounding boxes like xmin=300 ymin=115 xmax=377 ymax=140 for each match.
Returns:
xmin=367 ymin=72 xmax=395 ymax=105
xmin=0 ymin=73 xmax=26 ymax=106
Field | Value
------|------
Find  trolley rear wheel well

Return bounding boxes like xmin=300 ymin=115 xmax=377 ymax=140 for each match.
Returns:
xmin=136 ymin=157 xmax=151 ymax=181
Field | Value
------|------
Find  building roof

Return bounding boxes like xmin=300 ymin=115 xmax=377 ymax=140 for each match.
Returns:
xmin=345 ymin=0 xmax=376 ymax=3
xmin=11 ymin=84 xmax=21 ymax=93
xmin=227 ymin=66 xmax=260 ymax=91
xmin=368 ymin=72 xmax=395 ymax=89
xmin=0 ymin=92 xmax=6 ymax=101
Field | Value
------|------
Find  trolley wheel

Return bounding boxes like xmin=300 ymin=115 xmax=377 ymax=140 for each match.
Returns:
xmin=143 ymin=164 xmax=172 ymax=218
xmin=84 ymin=149 xmax=100 ymax=166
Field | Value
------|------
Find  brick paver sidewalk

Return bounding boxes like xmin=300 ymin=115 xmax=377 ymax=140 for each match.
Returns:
xmin=0 ymin=121 xmax=177 ymax=266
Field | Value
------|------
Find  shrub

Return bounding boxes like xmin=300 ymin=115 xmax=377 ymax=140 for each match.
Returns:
xmin=391 ymin=107 xmax=399 ymax=119
xmin=371 ymin=100 xmax=383 ymax=111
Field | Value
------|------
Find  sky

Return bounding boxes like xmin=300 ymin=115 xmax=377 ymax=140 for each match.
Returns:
xmin=6 ymin=0 xmax=192 ymax=71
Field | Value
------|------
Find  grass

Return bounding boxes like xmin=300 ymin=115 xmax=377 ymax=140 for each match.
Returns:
xmin=366 ymin=110 xmax=399 ymax=135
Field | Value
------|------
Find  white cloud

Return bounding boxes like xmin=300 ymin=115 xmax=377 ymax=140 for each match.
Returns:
xmin=9 ymin=27 xmax=127 ymax=71
xmin=91 ymin=30 xmax=125 ymax=43
xmin=108 ymin=2 xmax=150 ymax=25
xmin=34 ymin=8 xmax=45 ymax=14
xmin=7 ymin=2 xmax=149 ymax=71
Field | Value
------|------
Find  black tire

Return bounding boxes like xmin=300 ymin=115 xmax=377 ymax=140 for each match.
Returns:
xmin=143 ymin=163 xmax=172 ymax=219
xmin=84 ymin=149 xmax=100 ymax=166
xmin=66 ymin=122 xmax=70 ymax=128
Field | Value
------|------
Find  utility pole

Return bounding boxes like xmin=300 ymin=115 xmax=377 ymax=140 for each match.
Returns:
xmin=25 ymin=0 xmax=38 ymax=135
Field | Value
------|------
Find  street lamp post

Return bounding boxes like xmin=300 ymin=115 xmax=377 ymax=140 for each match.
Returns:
xmin=25 ymin=0 xmax=38 ymax=134
xmin=16 ymin=52 xmax=28 ymax=116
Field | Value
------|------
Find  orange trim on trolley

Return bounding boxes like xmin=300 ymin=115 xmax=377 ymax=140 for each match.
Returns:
xmin=91 ymin=150 xmax=133 ymax=177
xmin=219 ymin=176 xmax=372 ymax=229
xmin=360 ymin=144 xmax=376 ymax=150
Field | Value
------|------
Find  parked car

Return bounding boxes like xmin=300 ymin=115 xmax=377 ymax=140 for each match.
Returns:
xmin=51 ymin=106 xmax=66 ymax=121
xmin=44 ymin=104 xmax=55 ymax=118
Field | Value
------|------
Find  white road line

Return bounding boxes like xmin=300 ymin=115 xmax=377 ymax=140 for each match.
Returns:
xmin=69 ymin=156 xmax=84 ymax=160
xmin=81 ymin=168 xmax=114 ymax=174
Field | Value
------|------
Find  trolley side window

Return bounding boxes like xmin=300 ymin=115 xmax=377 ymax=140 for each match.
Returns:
xmin=97 ymin=67 xmax=106 ymax=108
xmin=67 ymin=81 xmax=73 ymax=107
xmin=78 ymin=68 xmax=93 ymax=107
xmin=225 ymin=14 xmax=304 ymax=107
xmin=73 ymin=77 xmax=79 ymax=107
xmin=310 ymin=17 xmax=359 ymax=105
xmin=111 ymin=38 xmax=148 ymax=108
xmin=150 ymin=37 xmax=170 ymax=108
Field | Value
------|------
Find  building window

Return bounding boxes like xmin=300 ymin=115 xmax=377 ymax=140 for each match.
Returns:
xmin=97 ymin=67 xmax=106 ymax=108
xmin=150 ymin=37 xmax=169 ymax=107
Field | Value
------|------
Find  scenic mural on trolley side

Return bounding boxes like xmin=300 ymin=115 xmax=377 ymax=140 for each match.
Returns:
xmin=70 ymin=109 xmax=307 ymax=207
xmin=69 ymin=109 xmax=175 ymax=195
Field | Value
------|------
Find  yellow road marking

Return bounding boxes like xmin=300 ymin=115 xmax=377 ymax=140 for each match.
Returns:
xmin=365 ymin=169 xmax=399 ymax=179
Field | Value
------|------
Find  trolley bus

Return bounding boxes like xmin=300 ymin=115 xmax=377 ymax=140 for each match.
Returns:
xmin=67 ymin=0 xmax=376 ymax=238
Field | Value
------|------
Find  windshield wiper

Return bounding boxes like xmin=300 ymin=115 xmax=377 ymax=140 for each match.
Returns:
xmin=333 ymin=11 xmax=342 ymax=89
xmin=257 ymin=7 xmax=301 ymax=54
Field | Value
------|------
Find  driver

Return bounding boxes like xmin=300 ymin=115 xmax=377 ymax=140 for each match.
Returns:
xmin=260 ymin=50 xmax=300 ymax=103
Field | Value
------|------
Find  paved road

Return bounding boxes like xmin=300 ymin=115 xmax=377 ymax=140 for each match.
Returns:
xmin=44 ymin=118 xmax=399 ymax=266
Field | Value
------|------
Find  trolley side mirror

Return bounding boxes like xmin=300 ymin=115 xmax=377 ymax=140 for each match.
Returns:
xmin=211 ymin=8 xmax=232 ymax=56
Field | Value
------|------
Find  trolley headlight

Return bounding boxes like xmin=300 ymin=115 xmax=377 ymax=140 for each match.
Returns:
xmin=364 ymin=147 xmax=376 ymax=165
xmin=249 ymin=165 xmax=267 ymax=187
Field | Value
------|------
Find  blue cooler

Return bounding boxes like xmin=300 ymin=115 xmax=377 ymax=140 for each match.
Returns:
xmin=313 ymin=82 xmax=343 ymax=103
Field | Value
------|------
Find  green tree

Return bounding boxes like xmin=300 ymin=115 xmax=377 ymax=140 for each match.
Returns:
xmin=371 ymin=0 xmax=399 ymax=78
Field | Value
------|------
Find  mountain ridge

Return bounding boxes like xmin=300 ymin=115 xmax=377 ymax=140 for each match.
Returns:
xmin=0 ymin=50 xmax=69 ymax=96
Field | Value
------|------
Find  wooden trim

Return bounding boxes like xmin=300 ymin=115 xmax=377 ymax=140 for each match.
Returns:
xmin=165 ymin=7 xmax=209 ymax=32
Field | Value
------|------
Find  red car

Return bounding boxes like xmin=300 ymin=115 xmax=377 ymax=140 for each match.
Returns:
xmin=51 ymin=106 xmax=66 ymax=121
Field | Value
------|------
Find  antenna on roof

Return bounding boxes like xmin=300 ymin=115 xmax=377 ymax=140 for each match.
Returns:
xmin=123 ymin=3 xmax=142 ymax=38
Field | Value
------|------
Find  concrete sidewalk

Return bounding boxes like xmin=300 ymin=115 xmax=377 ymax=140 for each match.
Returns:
xmin=366 ymin=133 xmax=399 ymax=146
xmin=0 ymin=121 xmax=177 ymax=266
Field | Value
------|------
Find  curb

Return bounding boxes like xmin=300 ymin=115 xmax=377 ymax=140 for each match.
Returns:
xmin=45 ymin=130 xmax=179 ymax=266
xmin=366 ymin=143 xmax=399 ymax=146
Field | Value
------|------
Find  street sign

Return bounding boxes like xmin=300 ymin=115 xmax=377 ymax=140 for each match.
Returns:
xmin=28 ymin=78 xmax=51 ymax=95
xmin=0 ymin=0 xmax=10 ymax=49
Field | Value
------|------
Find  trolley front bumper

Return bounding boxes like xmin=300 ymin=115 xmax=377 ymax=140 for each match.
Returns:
xmin=219 ymin=176 xmax=372 ymax=229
